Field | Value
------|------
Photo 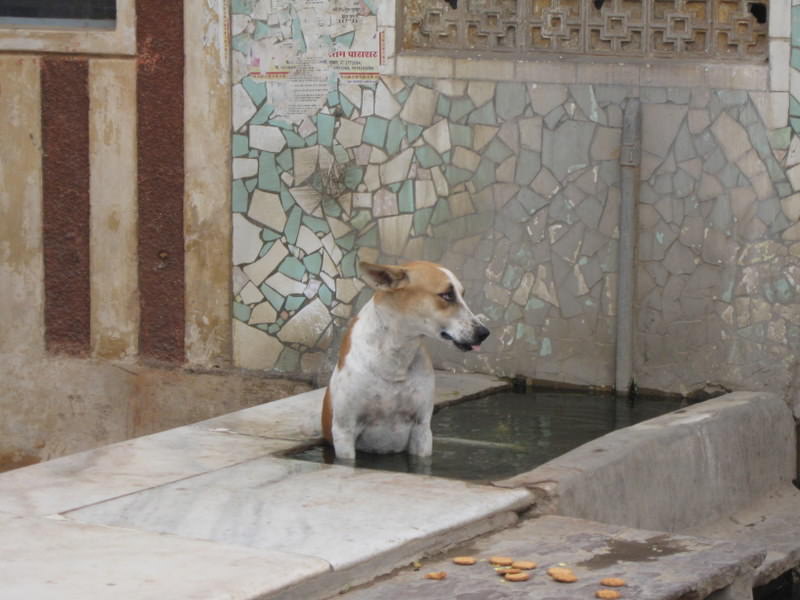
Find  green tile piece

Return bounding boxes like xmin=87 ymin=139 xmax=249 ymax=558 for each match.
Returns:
xmin=449 ymin=123 xmax=472 ymax=148
xmin=472 ymin=158 xmax=496 ymax=192
xmin=496 ymin=82 xmax=527 ymax=120
xmin=413 ymin=207 xmax=434 ymax=235
xmin=388 ymin=182 xmax=402 ymax=193
xmin=341 ymin=250 xmax=359 ymax=277
xmin=303 ymin=251 xmax=323 ymax=274
xmin=386 ymin=118 xmax=406 ymax=155
xmin=791 ymin=94 xmax=800 ymax=117
xmin=415 ymin=145 xmax=442 ymax=168
xmin=232 ymin=179 xmax=249 ymax=213
xmin=468 ymin=102 xmax=496 ymax=125
xmin=261 ymin=228 xmax=281 ymax=242
xmin=362 ymin=116 xmax=389 ymax=147
xmin=258 ymin=241 xmax=274 ymax=258
xmin=502 ymin=264 xmax=523 ymax=289
xmin=242 ymin=76 xmax=267 ymax=106
xmin=350 ymin=209 xmax=372 ymax=230
xmin=398 ymin=180 xmax=414 ymax=213
xmin=233 ymin=301 xmax=251 ymax=322
xmin=539 ymin=337 xmax=552 ymax=356
xmin=245 ymin=177 xmax=257 ymax=192
xmin=258 ymin=152 xmax=281 ymax=192
xmin=248 ymin=148 xmax=259 ymax=158
xmin=259 ymin=283 xmax=284 ymax=311
xmin=793 ymin=5 xmax=800 ymax=46
xmin=327 ymin=90 xmax=340 ymax=108
xmin=344 ymin=166 xmax=364 ymax=190
xmin=319 ymin=284 xmax=334 ymax=306
xmin=275 ymin=347 xmax=300 ymax=372
xmin=793 ymin=48 xmax=800 ymax=71
xmin=253 ymin=21 xmax=270 ymax=41
xmin=267 ymin=323 xmax=280 ymax=334
xmin=276 ymin=148 xmax=293 ymax=171
xmin=302 ymin=214 xmax=330 ymax=234
xmin=231 ymin=33 xmax=251 ymax=55
xmin=333 ymin=144 xmax=349 ymax=164
xmin=306 ymin=133 xmax=318 ymax=146
xmin=317 ymin=113 xmax=335 ymax=146
xmin=279 ymin=256 xmax=306 ymax=280
xmin=445 ymin=165 xmax=473 ymax=186
xmin=769 ymin=127 xmax=792 ymax=151
xmin=362 ymin=0 xmax=377 ymax=14
xmin=250 ymin=103 xmax=274 ymax=126
xmin=505 ymin=303 xmax=522 ymax=323
xmin=485 ymin=137 xmax=513 ymax=163
xmin=450 ymin=97 xmax=474 ymax=123
xmin=430 ymin=199 xmax=451 ymax=225
xmin=268 ymin=118 xmax=293 ymax=130
xmin=356 ymin=226 xmax=378 ymax=248
xmin=285 ymin=295 xmax=305 ymax=311
xmin=437 ymin=95 xmax=451 ymax=117
xmin=395 ymin=87 xmax=410 ymax=104
xmin=233 ymin=134 xmax=249 ymax=157
xmin=285 ymin=206 xmax=302 ymax=245
xmin=322 ymin=196 xmax=343 ymax=217
xmin=407 ymin=124 xmax=424 ymax=143
xmin=285 ymin=130 xmax=306 ymax=148
xmin=280 ymin=187 xmax=295 ymax=211
xmin=231 ymin=0 xmax=254 ymax=14
xmin=336 ymin=231 xmax=356 ymax=250
xmin=791 ymin=117 xmax=800 ymax=135
xmin=441 ymin=150 xmax=451 ymax=163
xmin=340 ymin=95 xmax=355 ymax=117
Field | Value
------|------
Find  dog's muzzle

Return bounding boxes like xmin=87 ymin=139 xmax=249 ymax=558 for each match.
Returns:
xmin=440 ymin=325 xmax=490 ymax=352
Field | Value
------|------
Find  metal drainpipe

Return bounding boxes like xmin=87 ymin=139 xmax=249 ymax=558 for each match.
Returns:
xmin=615 ymin=98 xmax=641 ymax=396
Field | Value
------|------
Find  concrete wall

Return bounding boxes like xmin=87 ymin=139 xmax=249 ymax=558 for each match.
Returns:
xmin=0 ymin=1 xmax=311 ymax=470
xmin=230 ymin=0 xmax=800 ymax=397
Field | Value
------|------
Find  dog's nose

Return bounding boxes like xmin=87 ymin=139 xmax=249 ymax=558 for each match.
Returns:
xmin=474 ymin=325 xmax=490 ymax=343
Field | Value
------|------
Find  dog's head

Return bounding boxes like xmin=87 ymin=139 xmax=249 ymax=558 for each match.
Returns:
xmin=359 ymin=261 xmax=490 ymax=352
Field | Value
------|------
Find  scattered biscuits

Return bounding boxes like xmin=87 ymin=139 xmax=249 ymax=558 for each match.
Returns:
xmin=511 ymin=560 xmax=537 ymax=570
xmin=452 ymin=556 xmax=477 ymax=566
xmin=596 ymin=590 xmax=621 ymax=599
xmin=547 ymin=566 xmax=578 ymax=583
xmin=601 ymin=577 xmax=626 ymax=587
xmin=505 ymin=571 xmax=530 ymax=582
xmin=424 ymin=571 xmax=447 ymax=580
xmin=489 ymin=556 xmax=514 ymax=566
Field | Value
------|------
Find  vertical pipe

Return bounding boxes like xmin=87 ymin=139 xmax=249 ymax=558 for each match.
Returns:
xmin=615 ymin=99 xmax=641 ymax=396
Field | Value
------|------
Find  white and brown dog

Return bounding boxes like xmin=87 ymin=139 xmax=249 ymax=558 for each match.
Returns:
xmin=321 ymin=261 xmax=490 ymax=460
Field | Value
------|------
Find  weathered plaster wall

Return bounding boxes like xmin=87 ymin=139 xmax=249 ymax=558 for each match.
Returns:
xmin=230 ymin=0 xmax=800 ymax=396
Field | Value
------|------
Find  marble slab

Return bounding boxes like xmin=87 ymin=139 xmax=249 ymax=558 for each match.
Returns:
xmin=337 ymin=515 xmax=765 ymax=600
xmin=0 ymin=512 xmax=329 ymax=600
xmin=66 ymin=456 xmax=532 ymax=571
xmin=0 ymin=427 xmax=295 ymax=516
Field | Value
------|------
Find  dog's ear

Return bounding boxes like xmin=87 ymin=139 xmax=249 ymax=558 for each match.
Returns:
xmin=359 ymin=262 xmax=409 ymax=290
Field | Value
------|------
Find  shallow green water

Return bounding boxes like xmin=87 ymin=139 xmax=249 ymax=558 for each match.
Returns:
xmin=291 ymin=390 xmax=686 ymax=481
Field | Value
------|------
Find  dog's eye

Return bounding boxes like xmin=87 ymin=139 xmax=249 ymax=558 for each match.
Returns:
xmin=439 ymin=289 xmax=456 ymax=303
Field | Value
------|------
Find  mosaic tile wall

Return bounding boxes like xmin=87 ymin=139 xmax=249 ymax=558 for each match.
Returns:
xmin=230 ymin=3 xmax=800 ymax=394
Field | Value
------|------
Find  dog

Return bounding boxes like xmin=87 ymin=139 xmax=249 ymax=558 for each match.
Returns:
xmin=321 ymin=261 xmax=490 ymax=460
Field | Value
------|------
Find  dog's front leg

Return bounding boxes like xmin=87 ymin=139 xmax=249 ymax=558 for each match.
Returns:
xmin=331 ymin=423 xmax=357 ymax=461
xmin=407 ymin=420 xmax=433 ymax=457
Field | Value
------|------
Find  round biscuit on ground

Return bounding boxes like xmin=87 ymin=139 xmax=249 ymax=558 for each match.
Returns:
xmin=596 ymin=590 xmax=621 ymax=599
xmin=601 ymin=577 xmax=626 ymax=587
xmin=512 ymin=560 xmax=537 ymax=570
xmin=452 ymin=556 xmax=477 ymax=565
xmin=547 ymin=566 xmax=578 ymax=583
xmin=489 ymin=556 xmax=514 ymax=566
xmin=424 ymin=571 xmax=447 ymax=580
xmin=505 ymin=572 xmax=530 ymax=582
xmin=495 ymin=567 xmax=522 ymax=576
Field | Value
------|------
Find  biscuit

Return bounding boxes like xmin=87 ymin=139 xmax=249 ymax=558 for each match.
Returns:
xmin=505 ymin=572 xmax=530 ymax=582
xmin=452 ymin=556 xmax=477 ymax=566
xmin=424 ymin=571 xmax=447 ymax=580
xmin=495 ymin=567 xmax=522 ymax=576
xmin=489 ymin=556 xmax=514 ymax=566
xmin=547 ymin=566 xmax=578 ymax=583
xmin=596 ymin=590 xmax=621 ymax=599
xmin=512 ymin=560 xmax=537 ymax=570
xmin=601 ymin=577 xmax=626 ymax=587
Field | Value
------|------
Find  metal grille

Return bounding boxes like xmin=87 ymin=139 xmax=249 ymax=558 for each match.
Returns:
xmin=403 ymin=0 xmax=768 ymax=59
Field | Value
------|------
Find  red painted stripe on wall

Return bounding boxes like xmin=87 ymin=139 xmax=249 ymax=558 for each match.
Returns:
xmin=136 ymin=0 xmax=185 ymax=362
xmin=41 ymin=57 xmax=91 ymax=356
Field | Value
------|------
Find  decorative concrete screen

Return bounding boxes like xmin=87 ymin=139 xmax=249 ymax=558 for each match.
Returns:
xmin=403 ymin=0 xmax=768 ymax=59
